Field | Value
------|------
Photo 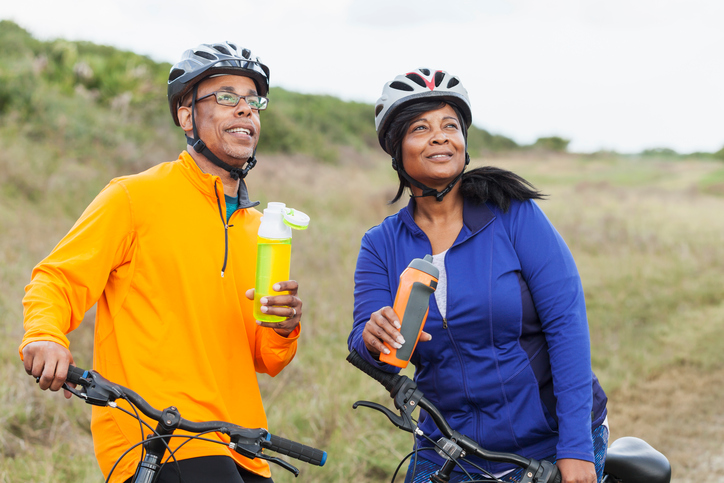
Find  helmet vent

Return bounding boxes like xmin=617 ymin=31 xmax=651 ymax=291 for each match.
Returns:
xmin=213 ymin=45 xmax=231 ymax=55
xmin=447 ymin=77 xmax=460 ymax=88
xmin=228 ymin=42 xmax=238 ymax=51
xmin=405 ymin=74 xmax=427 ymax=89
xmin=169 ymin=68 xmax=185 ymax=82
xmin=195 ymin=50 xmax=216 ymax=60
xmin=419 ymin=68 xmax=431 ymax=76
xmin=390 ymin=81 xmax=414 ymax=92
xmin=375 ymin=104 xmax=384 ymax=116
xmin=434 ymin=71 xmax=445 ymax=87
xmin=242 ymin=48 xmax=251 ymax=58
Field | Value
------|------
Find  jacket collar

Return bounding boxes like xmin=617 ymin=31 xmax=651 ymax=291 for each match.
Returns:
xmin=401 ymin=196 xmax=496 ymax=241
xmin=177 ymin=150 xmax=225 ymax=199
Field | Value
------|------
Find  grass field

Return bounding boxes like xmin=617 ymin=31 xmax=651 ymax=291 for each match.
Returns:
xmin=1 ymin=151 xmax=723 ymax=482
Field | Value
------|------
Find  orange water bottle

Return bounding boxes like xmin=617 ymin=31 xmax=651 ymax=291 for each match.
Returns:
xmin=380 ymin=255 xmax=439 ymax=368
xmin=254 ymin=202 xmax=310 ymax=323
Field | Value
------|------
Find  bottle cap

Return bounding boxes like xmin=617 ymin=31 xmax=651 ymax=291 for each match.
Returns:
xmin=408 ymin=255 xmax=439 ymax=279
xmin=259 ymin=202 xmax=291 ymax=239
xmin=283 ymin=207 xmax=310 ymax=230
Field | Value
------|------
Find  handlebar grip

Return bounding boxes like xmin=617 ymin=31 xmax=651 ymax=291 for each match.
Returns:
xmin=267 ymin=434 xmax=327 ymax=467
xmin=539 ymin=459 xmax=561 ymax=483
xmin=65 ymin=365 xmax=88 ymax=385
xmin=346 ymin=349 xmax=402 ymax=393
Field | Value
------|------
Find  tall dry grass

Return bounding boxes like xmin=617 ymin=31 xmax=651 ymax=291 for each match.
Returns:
xmin=2 ymin=151 xmax=723 ymax=482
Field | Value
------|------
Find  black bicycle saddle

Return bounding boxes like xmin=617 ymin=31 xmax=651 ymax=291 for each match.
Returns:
xmin=604 ymin=437 xmax=671 ymax=483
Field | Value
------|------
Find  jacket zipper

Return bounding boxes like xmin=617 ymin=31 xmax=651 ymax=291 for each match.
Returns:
xmin=440 ymin=243 xmax=483 ymax=453
xmin=213 ymin=181 xmax=230 ymax=278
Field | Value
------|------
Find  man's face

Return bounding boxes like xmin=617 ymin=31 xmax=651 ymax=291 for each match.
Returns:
xmin=183 ymin=75 xmax=262 ymax=166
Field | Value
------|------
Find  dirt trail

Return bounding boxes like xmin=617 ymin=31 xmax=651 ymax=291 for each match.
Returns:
xmin=606 ymin=364 xmax=724 ymax=482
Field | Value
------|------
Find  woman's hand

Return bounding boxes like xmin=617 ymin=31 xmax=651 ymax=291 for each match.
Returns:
xmin=362 ymin=306 xmax=431 ymax=357
xmin=246 ymin=280 xmax=302 ymax=338
xmin=556 ymin=458 xmax=597 ymax=483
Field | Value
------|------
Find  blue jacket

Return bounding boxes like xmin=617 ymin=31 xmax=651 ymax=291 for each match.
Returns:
xmin=348 ymin=197 xmax=607 ymax=474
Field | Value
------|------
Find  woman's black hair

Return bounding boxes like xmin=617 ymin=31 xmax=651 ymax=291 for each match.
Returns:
xmin=460 ymin=167 xmax=545 ymax=211
xmin=383 ymin=100 xmax=544 ymax=211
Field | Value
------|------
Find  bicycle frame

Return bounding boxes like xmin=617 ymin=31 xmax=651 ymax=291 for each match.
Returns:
xmin=346 ymin=349 xmax=671 ymax=483
xmin=347 ymin=349 xmax=560 ymax=483
xmin=59 ymin=365 xmax=327 ymax=482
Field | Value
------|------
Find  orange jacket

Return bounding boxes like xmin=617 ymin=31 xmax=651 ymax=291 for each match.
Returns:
xmin=20 ymin=151 xmax=299 ymax=481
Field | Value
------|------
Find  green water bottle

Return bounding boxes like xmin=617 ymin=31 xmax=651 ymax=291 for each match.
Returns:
xmin=254 ymin=202 xmax=310 ymax=323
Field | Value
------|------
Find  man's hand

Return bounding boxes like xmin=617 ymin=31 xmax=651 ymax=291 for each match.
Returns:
xmin=22 ymin=341 xmax=74 ymax=399
xmin=246 ymin=280 xmax=302 ymax=337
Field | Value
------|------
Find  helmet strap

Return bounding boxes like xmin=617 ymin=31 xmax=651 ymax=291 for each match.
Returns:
xmin=393 ymin=152 xmax=470 ymax=202
xmin=186 ymin=84 xmax=257 ymax=180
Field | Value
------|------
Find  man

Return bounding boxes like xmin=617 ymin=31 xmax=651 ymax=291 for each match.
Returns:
xmin=20 ymin=42 xmax=301 ymax=483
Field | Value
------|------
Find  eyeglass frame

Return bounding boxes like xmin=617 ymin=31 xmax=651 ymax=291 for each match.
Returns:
xmin=196 ymin=90 xmax=269 ymax=111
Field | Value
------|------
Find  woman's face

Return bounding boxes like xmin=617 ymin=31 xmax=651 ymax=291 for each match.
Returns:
xmin=400 ymin=104 xmax=466 ymax=191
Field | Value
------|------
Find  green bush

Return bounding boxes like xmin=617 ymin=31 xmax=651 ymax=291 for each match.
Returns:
xmin=533 ymin=136 xmax=570 ymax=152
xmin=257 ymin=88 xmax=377 ymax=162
xmin=467 ymin=126 xmax=519 ymax=154
xmin=641 ymin=147 xmax=679 ymax=157
xmin=714 ymin=146 xmax=724 ymax=161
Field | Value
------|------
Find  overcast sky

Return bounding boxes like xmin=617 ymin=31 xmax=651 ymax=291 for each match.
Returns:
xmin=2 ymin=0 xmax=722 ymax=153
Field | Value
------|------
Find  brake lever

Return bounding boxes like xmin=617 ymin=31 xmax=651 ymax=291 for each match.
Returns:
xmin=60 ymin=370 xmax=124 ymax=407
xmin=228 ymin=428 xmax=301 ymax=476
xmin=61 ymin=382 xmax=88 ymax=399
xmin=257 ymin=454 xmax=300 ymax=476
xmin=35 ymin=373 xmax=95 ymax=403
xmin=352 ymin=400 xmax=416 ymax=433
xmin=228 ymin=427 xmax=267 ymax=459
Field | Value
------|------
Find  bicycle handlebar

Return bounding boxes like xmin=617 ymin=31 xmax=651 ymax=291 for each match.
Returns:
xmin=64 ymin=365 xmax=327 ymax=468
xmin=346 ymin=349 xmax=561 ymax=483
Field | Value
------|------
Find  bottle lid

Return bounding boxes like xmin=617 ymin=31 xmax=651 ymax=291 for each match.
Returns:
xmin=408 ymin=255 xmax=439 ymax=279
xmin=259 ymin=202 xmax=291 ymax=239
xmin=283 ymin=207 xmax=310 ymax=230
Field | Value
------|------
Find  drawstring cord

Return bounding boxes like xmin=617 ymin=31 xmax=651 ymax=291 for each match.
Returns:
xmin=214 ymin=181 xmax=232 ymax=277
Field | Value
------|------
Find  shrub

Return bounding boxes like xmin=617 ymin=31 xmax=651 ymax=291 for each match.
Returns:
xmin=534 ymin=136 xmax=570 ymax=152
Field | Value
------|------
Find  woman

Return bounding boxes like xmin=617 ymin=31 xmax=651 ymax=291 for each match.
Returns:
xmin=347 ymin=69 xmax=608 ymax=483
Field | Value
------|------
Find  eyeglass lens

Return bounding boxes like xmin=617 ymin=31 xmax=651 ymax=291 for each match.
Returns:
xmin=215 ymin=92 xmax=268 ymax=110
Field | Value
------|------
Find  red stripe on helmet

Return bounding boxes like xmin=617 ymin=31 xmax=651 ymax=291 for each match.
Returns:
xmin=407 ymin=71 xmax=439 ymax=91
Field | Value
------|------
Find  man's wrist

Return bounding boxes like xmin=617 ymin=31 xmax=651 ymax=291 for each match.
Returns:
xmin=273 ymin=328 xmax=294 ymax=338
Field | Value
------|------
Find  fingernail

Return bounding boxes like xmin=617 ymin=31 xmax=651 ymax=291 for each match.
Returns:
xmin=260 ymin=297 xmax=268 ymax=305
xmin=392 ymin=342 xmax=402 ymax=349
xmin=255 ymin=320 xmax=261 ymax=325
xmin=382 ymin=347 xmax=391 ymax=355
xmin=396 ymin=336 xmax=406 ymax=345
xmin=261 ymin=306 xmax=268 ymax=313
xmin=273 ymin=284 xmax=281 ymax=291
xmin=393 ymin=321 xmax=401 ymax=329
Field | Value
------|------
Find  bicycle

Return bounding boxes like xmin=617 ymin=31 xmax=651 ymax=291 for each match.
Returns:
xmin=47 ymin=365 xmax=327 ymax=482
xmin=346 ymin=348 xmax=671 ymax=483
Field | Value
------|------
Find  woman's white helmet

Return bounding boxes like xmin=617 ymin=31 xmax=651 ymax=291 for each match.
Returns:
xmin=374 ymin=68 xmax=472 ymax=154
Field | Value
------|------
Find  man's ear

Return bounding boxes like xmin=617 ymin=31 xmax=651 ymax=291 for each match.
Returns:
xmin=177 ymin=106 xmax=193 ymax=133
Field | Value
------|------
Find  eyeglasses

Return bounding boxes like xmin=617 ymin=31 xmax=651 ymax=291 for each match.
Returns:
xmin=196 ymin=91 xmax=269 ymax=111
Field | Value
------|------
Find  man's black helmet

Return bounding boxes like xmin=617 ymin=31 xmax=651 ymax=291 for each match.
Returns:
xmin=167 ymin=42 xmax=270 ymax=126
